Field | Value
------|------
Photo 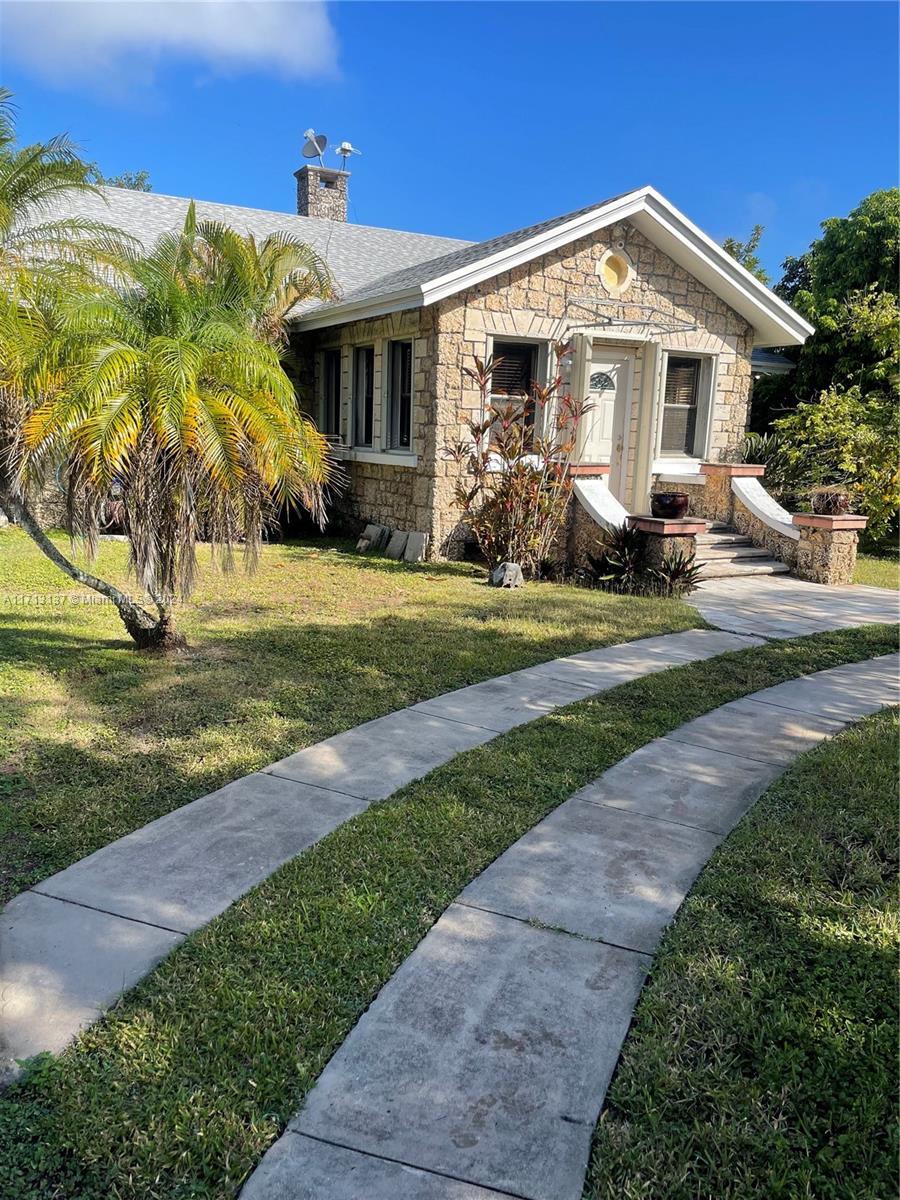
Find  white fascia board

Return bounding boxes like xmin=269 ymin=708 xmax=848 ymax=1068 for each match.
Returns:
xmin=419 ymin=189 xmax=651 ymax=306
xmin=294 ymin=286 xmax=423 ymax=331
xmin=635 ymin=190 xmax=815 ymax=347
xmin=293 ymin=185 xmax=815 ymax=347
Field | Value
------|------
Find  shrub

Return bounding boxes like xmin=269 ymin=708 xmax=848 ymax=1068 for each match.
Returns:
xmin=586 ymin=525 xmax=702 ymax=597
xmin=445 ymin=346 xmax=589 ymax=575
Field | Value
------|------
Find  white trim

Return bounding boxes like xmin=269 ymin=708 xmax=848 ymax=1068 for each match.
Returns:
xmin=292 ymin=187 xmax=815 ymax=347
xmin=654 ymin=466 xmax=703 ymax=482
xmin=655 ymin=350 xmax=716 ymax=462
xmin=332 ymin=448 xmax=419 ymax=468
xmin=573 ymin=477 xmax=630 ymax=532
xmin=732 ymin=476 xmax=800 ymax=540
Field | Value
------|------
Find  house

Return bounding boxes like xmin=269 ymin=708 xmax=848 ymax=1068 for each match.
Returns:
xmin=54 ymin=164 xmax=832 ymax=575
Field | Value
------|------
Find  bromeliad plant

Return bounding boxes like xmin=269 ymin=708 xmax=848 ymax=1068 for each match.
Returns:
xmin=445 ymin=344 xmax=590 ymax=577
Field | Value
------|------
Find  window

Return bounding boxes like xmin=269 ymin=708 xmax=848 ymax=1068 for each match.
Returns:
xmin=321 ymin=348 xmax=341 ymax=438
xmin=387 ymin=340 xmax=413 ymax=450
xmin=352 ymin=346 xmax=374 ymax=447
xmin=491 ymin=341 xmax=538 ymax=437
xmin=660 ymin=355 xmax=701 ymax=455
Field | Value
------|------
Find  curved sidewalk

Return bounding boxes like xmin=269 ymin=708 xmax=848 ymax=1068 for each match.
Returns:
xmin=241 ymin=653 xmax=899 ymax=1200
xmin=0 ymin=628 xmax=755 ymax=1079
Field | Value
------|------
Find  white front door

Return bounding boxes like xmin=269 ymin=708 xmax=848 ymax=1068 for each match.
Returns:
xmin=578 ymin=348 xmax=633 ymax=499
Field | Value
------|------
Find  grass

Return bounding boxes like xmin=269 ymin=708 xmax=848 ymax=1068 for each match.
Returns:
xmin=585 ymin=706 xmax=899 ymax=1200
xmin=1 ymin=624 xmax=895 ymax=1200
xmin=854 ymin=551 xmax=899 ymax=589
xmin=0 ymin=525 xmax=702 ymax=904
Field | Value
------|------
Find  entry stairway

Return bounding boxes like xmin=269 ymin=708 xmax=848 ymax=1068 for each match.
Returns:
xmin=695 ymin=522 xmax=790 ymax=580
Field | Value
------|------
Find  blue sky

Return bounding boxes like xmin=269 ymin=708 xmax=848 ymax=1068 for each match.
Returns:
xmin=2 ymin=0 xmax=897 ymax=278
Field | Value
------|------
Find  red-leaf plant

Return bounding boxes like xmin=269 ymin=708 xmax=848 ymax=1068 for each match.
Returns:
xmin=445 ymin=342 xmax=590 ymax=576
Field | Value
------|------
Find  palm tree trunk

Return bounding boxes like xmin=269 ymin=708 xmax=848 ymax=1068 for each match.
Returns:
xmin=0 ymin=491 xmax=183 ymax=650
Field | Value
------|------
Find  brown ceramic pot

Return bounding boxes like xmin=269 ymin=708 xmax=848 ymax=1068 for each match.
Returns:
xmin=650 ymin=491 xmax=690 ymax=519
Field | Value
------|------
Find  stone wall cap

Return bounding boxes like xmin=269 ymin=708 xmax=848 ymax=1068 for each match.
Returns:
xmin=700 ymin=462 xmax=766 ymax=477
xmin=792 ymin=513 xmax=868 ymax=530
xmin=569 ymin=463 xmax=611 ymax=476
xmin=628 ymin=515 xmax=706 ymax=536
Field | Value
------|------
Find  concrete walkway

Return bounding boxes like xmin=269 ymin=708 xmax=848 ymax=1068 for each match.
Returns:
xmin=241 ymin=654 xmax=899 ymax=1200
xmin=0 ymin=628 xmax=755 ymax=1081
xmin=690 ymin=574 xmax=898 ymax=638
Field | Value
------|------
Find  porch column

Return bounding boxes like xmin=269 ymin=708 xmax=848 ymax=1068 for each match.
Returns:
xmin=792 ymin=514 xmax=868 ymax=585
xmin=630 ymin=341 xmax=660 ymax=514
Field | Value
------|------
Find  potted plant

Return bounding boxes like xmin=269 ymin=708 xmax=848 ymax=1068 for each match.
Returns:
xmin=650 ymin=491 xmax=690 ymax=519
xmin=810 ymin=485 xmax=851 ymax=515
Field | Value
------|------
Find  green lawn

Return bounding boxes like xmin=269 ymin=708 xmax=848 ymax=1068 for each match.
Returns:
xmin=0 ymin=526 xmax=701 ymax=904
xmin=585 ymin=706 xmax=899 ymax=1200
xmin=1 ymin=625 xmax=894 ymax=1200
xmin=854 ymin=552 xmax=899 ymax=589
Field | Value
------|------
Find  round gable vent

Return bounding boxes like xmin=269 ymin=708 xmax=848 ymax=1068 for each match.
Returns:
xmin=597 ymin=247 xmax=635 ymax=298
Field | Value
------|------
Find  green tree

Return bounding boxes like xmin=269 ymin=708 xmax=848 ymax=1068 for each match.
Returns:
xmin=87 ymin=164 xmax=153 ymax=192
xmin=0 ymin=93 xmax=336 ymax=650
xmin=722 ymin=224 xmax=770 ymax=284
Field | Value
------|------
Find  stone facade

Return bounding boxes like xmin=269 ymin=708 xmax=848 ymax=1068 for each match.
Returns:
xmin=294 ymin=166 xmax=349 ymax=222
xmin=291 ymin=220 xmax=755 ymax=560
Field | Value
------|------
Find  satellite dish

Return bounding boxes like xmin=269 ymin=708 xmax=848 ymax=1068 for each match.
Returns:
xmin=335 ymin=141 xmax=362 ymax=169
xmin=302 ymin=128 xmax=327 ymax=166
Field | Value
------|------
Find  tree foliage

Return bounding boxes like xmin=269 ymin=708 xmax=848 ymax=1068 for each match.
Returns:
xmin=87 ymin=164 xmax=153 ymax=192
xmin=721 ymin=224 xmax=770 ymax=284
xmin=0 ymin=91 xmax=336 ymax=649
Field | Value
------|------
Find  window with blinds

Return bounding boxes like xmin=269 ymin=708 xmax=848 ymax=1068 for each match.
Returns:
xmin=660 ymin=355 xmax=701 ymax=455
xmin=388 ymin=340 xmax=413 ymax=450
xmin=352 ymin=346 xmax=374 ymax=447
xmin=321 ymin=348 xmax=341 ymax=438
xmin=491 ymin=341 xmax=538 ymax=439
xmin=491 ymin=342 xmax=536 ymax=399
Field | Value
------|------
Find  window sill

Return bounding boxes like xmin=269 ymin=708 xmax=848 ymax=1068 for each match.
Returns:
xmin=653 ymin=457 xmax=702 ymax=476
xmin=332 ymin=447 xmax=419 ymax=468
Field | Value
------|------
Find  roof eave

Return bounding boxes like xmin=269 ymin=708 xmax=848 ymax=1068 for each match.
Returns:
xmin=291 ymin=285 xmax=424 ymax=331
xmin=292 ymin=186 xmax=815 ymax=348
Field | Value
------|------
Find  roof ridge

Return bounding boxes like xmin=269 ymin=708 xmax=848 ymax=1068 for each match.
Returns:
xmin=95 ymin=185 xmax=473 ymax=246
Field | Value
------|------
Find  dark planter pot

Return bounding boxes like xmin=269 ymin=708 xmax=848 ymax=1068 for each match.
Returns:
xmin=811 ymin=488 xmax=851 ymax=516
xmin=650 ymin=491 xmax=690 ymax=519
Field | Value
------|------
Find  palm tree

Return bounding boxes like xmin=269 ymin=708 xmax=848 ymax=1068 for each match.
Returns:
xmin=0 ymin=94 xmax=336 ymax=650
xmin=14 ymin=206 xmax=336 ymax=648
xmin=194 ymin=218 xmax=334 ymax=346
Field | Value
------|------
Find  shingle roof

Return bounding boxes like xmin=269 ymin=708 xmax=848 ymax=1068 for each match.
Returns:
xmin=44 ymin=185 xmax=472 ymax=304
xmin=320 ymin=193 xmax=627 ymax=309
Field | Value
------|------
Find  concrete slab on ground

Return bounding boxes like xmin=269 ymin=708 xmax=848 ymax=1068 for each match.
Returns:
xmin=32 ymin=774 xmax=367 ymax=933
xmin=412 ymin=669 xmax=592 ymax=733
xmin=265 ymin=709 xmax=494 ymax=800
xmin=459 ymin=799 xmax=720 ymax=952
xmin=292 ymin=904 xmax=650 ymax=1200
xmin=749 ymin=654 xmax=899 ymax=722
xmin=580 ymin=738 xmax=781 ymax=834
xmin=0 ymin=891 xmax=182 ymax=1080
xmin=691 ymin=575 xmax=898 ymax=638
xmin=240 ymin=1134 xmax=509 ymax=1200
xmin=669 ymin=697 xmax=847 ymax=765
xmin=525 ymin=629 xmax=763 ymax=691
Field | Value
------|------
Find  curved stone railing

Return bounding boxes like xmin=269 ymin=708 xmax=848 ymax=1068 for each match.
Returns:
xmin=573 ymin=477 xmax=629 ymax=532
xmin=731 ymin=476 xmax=800 ymax=541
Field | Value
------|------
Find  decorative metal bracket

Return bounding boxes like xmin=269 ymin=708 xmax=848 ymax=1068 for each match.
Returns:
xmin=566 ymin=295 xmax=698 ymax=337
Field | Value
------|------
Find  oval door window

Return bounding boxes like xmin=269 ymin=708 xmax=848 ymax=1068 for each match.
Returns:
xmin=590 ymin=371 xmax=615 ymax=391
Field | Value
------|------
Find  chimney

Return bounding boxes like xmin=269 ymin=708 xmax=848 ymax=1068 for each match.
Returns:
xmin=294 ymin=164 xmax=349 ymax=222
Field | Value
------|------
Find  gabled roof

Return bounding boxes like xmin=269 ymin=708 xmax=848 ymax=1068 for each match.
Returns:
xmin=43 ymin=186 xmax=472 ymax=301
xmin=295 ymin=186 xmax=814 ymax=348
xmin=47 ymin=184 xmax=813 ymax=348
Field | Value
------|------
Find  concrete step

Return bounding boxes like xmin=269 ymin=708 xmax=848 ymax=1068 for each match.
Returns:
xmin=695 ymin=545 xmax=775 ymax=562
xmin=696 ymin=532 xmax=753 ymax=547
xmin=697 ymin=559 xmax=791 ymax=579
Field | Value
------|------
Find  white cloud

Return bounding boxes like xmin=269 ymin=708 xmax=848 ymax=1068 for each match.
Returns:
xmin=1 ymin=0 xmax=339 ymax=93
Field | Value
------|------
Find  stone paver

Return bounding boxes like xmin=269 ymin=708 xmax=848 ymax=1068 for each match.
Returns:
xmin=0 ymin=891 xmax=181 ymax=1076
xmin=691 ymin=575 xmax=898 ymax=638
xmin=0 ymin=628 xmax=755 ymax=1077
xmin=32 ymin=774 xmax=367 ymax=933
xmin=292 ymin=904 xmax=650 ymax=1200
xmin=245 ymin=653 xmax=898 ymax=1200
xmin=241 ymin=1135 xmax=510 ymax=1200
xmin=459 ymin=800 xmax=720 ymax=953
